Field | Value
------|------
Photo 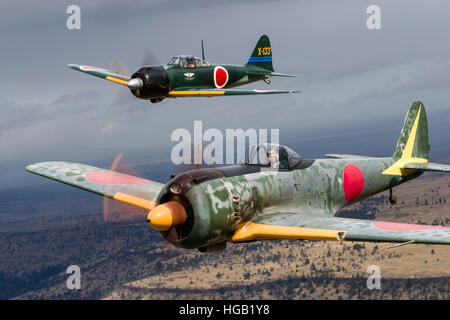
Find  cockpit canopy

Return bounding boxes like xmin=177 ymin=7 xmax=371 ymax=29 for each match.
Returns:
xmin=243 ymin=143 xmax=302 ymax=169
xmin=167 ymin=55 xmax=210 ymax=68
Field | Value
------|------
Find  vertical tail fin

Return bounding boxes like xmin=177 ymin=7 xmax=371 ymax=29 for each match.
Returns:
xmin=383 ymin=101 xmax=430 ymax=176
xmin=392 ymin=101 xmax=430 ymax=160
xmin=246 ymin=34 xmax=274 ymax=72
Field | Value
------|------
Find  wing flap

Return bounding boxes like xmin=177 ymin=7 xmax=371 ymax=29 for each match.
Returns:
xmin=26 ymin=162 xmax=163 ymax=210
xmin=68 ymin=64 xmax=130 ymax=86
xmin=232 ymin=211 xmax=450 ymax=245
xmin=168 ymin=89 xmax=300 ymax=97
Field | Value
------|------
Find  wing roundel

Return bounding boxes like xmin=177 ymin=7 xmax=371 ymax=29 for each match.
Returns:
xmin=26 ymin=161 xmax=164 ymax=210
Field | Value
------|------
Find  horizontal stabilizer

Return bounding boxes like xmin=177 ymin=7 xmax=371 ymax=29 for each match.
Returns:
xmin=247 ymin=71 xmax=297 ymax=77
xmin=269 ymin=72 xmax=297 ymax=77
xmin=404 ymin=162 xmax=450 ymax=172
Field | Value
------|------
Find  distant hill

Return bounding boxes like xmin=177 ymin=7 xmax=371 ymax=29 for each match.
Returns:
xmin=0 ymin=174 xmax=448 ymax=300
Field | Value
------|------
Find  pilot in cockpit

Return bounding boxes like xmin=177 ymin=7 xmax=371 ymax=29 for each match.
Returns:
xmin=267 ymin=149 xmax=279 ymax=169
xmin=245 ymin=143 xmax=302 ymax=170
xmin=187 ymin=57 xmax=195 ymax=68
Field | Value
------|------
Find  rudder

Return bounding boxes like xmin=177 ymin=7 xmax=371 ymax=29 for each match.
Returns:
xmin=246 ymin=35 xmax=274 ymax=72
xmin=392 ymin=101 xmax=430 ymax=161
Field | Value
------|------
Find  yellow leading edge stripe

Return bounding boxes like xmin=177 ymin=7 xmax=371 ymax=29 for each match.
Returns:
xmin=168 ymin=91 xmax=225 ymax=97
xmin=382 ymin=105 xmax=428 ymax=176
xmin=402 ymin=105 xmax=422 ymax=159
xmin=113 ymin=192 xmax=155 ymax=210
xmin=230 ymin=222 xmax=347 ymax=242
xmin=105 ymin=76 xmax=129 ymax=86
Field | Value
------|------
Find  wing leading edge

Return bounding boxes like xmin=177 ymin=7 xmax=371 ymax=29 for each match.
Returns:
xmin=231 ymin=211 xmax=450 ymax=245
xmin=168 ymin=89 xmax=300 ymax=97
xmin=68 ymin=64 xmax=130 ymax=86
xmin=26 ymin=162 xmax=164 ymax=210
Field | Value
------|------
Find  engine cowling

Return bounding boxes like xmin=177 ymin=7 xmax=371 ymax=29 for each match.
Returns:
xmin=129 ymin=66 xmax=170 ymax=100
xmin=149 ymin=169 xmax=235 ymax=250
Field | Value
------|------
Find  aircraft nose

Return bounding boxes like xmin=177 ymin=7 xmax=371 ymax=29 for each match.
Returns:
xmin=147 ymin=201 xmax=186 ymax=231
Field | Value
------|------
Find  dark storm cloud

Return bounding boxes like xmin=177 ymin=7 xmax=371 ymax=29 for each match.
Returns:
xmin=0 ymin=0 xmax=449 ymax=179
xmin=0 ymin=91 xmax=101 ymax=135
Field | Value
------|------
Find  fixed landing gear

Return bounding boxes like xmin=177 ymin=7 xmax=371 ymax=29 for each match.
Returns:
xmin=389 ymin=187 xmax=397 ymax=205
xmin=263 ymin=78 xmax=271 ymax=84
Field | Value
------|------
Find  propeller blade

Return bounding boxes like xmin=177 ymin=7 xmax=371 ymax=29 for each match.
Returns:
xmin=142 ymin=51 xmax=159 ymax=66
xmin=109 ymin=56 xmax=130 ymax=77
xmin=172 ymin=138 xmax=206 ymax=174
xmin=102 ymin=154 xmax=148 ymax=223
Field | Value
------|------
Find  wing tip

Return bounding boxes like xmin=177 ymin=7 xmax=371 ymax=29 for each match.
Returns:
xmin=26 ymin=162 xmax=51 ymax=174
xmin=25 ymin=161 xmax=73 ymax=173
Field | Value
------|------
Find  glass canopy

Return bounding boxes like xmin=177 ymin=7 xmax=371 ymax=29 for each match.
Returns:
xmin=167 ymin=55 xmax=210 ymax=68
xmin=244 ymin=143 xmax=302 ymax=169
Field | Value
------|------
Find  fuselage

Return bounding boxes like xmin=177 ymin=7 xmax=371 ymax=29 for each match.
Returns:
xmin=130 ymin=63 xmax=267 ymax=101
xmin=166 ymin=64 xmax=264 ymax=90
xmin=155 ymin=157 xmax=421 ymax=250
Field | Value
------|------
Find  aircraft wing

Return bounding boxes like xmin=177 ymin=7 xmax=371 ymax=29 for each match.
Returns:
xmin=26 ymin=162 xmax=163 ymax=210
xmin=231 ymin=211 xmax=450 ymax=245
xmin=325 ymin=154 xmax=378 ymax=159
xmin=168 ymin=88 xmax=300 ymax=97
xmin=68 ymin=64 xmax=130 ymax=86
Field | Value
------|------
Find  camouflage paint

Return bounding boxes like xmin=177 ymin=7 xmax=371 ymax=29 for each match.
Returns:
xmin=163 ymin=156 xmax=421 ymax=249
xmin=68 ymin=35 xmax=298 ymax=102
xmin=26 ymin=102 xmax=450 ymax=250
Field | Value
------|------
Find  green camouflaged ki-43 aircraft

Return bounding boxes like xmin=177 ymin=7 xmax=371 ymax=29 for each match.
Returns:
xmin=27 ymin=102 xmax=450 ymax=252
xmin=68 ymin=35 xmax=298 ymax=103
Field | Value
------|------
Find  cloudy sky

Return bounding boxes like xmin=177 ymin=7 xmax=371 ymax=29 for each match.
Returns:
xmin=1 ymin=0 xmax=450 ymax=188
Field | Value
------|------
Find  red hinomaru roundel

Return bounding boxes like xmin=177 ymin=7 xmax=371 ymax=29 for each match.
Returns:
xmin=343 ymin=164 xmax=365 ymax=202
xmin=85 ymin=171 xmax=152 ymax=185
xmin=79 ymin=66 xmax=104 ymax=72
xmin=214 ymin=66 xmax=229 ymax=89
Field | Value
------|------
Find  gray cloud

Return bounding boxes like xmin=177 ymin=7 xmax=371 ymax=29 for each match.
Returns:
xmin=1 ymin=0 xmax=450 ymax=188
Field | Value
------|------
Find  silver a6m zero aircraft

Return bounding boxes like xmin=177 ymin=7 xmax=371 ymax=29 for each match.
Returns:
xmin=27 ymin=102 xmax=450 ymax=252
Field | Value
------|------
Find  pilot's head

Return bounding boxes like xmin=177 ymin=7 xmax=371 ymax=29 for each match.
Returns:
xmin=267 ymin=150 xmax=279 ymax=168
